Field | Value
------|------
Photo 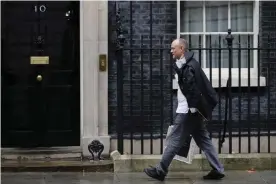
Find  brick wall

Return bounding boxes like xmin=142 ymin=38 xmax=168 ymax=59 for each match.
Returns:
xmin=108 ymin=1 xmax=276 ymax=136
xmin=108 ymin=1 xmax=177 ymax=135
xmin=259 ymin=2 xmax=276 ymax=124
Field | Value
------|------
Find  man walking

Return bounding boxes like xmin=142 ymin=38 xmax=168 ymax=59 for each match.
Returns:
xmin=144 ymin=38 xmax=225 ymax=181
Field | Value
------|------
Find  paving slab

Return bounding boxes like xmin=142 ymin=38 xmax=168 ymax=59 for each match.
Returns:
xmin=116 ymin=171 xmax=266 ymax=184
xmin=2 ymin=171 xmax=276 ymax=184
xmin=259 ymin=171 xmax=276 ymax=184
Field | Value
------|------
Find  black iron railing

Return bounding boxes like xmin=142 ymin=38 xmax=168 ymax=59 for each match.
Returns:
xmin=112 ymin=3 xmax=276 ymax=155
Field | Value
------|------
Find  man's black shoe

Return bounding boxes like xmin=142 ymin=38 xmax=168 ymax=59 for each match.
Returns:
xmin=203 ymin=170 xmax=225 ymax=180
xmin=144 ymin=167 xmax=165 ymax=181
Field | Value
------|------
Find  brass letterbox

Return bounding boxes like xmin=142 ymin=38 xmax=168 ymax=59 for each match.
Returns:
xmin=30 ymin=56 xmax=49 ymax=65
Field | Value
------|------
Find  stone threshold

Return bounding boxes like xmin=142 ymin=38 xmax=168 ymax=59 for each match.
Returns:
xmin=1 ymin=146 xmax=113 ymax=172
xmin=1 ymin=146 xmax=82 ymax=161
xmin=1 ymin=160 xmax=114 ymax=172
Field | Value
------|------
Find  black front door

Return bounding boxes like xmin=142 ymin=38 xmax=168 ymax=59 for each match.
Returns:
xmin=1 ymin=1 xmax=80 ymax=147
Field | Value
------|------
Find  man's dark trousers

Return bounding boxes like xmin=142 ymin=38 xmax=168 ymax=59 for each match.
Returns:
xmin=156 ymin=112 xmax=224 ymax=175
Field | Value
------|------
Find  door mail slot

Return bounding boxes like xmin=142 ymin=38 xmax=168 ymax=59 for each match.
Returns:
xmin=30 ymin=56 xmax=49 ymax=64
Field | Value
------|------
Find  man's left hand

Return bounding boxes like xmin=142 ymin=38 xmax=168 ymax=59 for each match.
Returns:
xmin=190 ymin=108 xmax=197 ymax=113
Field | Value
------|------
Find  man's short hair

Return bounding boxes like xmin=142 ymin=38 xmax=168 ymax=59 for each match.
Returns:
xmin=178 ymin=38 xmax=189 ymax=51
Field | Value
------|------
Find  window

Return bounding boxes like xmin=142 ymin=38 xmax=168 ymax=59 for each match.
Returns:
xmin=174 ymin=0 xmax=265 ymax=88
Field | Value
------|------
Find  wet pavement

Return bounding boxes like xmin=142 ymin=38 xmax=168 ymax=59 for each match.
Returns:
xmin=1 ymin=170 xmax=276 ymax=184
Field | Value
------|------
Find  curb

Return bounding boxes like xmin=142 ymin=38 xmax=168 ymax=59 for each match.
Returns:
xmin=110 ymin=151 xmax=276 ymax=172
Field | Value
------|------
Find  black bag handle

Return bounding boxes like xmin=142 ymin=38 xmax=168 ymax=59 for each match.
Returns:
xmin=220 ymin=77 xmax=231 ymax=148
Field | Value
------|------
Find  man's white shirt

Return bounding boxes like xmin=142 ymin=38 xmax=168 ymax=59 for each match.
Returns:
xmin=175 ymin=57 xmax=197 ymax=114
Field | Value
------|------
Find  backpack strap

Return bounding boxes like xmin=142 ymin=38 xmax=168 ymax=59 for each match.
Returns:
xmin=172 ymin=62 xmax=181 ymax=76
